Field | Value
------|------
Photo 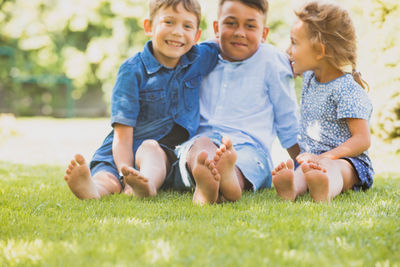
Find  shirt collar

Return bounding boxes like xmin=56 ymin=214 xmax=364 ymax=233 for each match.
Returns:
xmin=141 ymin=41 xmax=200 ymax=74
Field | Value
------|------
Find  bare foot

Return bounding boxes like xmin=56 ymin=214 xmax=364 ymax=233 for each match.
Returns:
xmin=123 ymin=184 xmax=134 ymax=195
xmin=192 ymin=151 xmax=221 ymax=205
xmin=302 ymin=163 xmax=331 ymax=202
xmin=272 ymin=159 xmax=296 ymax=201
xmin=64 ymin=154 xmax=100 ymax=199
xmin=214 ymin=137 xmax=241 ymax=201
xmin=122 ymin=166 xmax=156 ymax=197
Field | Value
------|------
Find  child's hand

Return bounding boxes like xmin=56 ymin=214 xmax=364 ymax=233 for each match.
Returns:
xmin=296 ymin=152 xmax=320 ymax=164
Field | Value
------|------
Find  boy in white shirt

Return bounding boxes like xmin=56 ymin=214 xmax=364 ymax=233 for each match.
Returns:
xmin=176 ymin=0 xmax=300 ymax=204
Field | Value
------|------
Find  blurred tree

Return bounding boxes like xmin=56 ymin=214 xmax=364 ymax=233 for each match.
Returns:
xmin=0 ymin=0 xmax=148 ymax=116
xmin=345 ymin=0 xmax=400 ymax=144
xmin=0 ymin=0 xmax=399 ymax=145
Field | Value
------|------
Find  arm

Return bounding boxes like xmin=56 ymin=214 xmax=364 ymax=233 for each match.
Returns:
xmin=112 ymin=123 xmax=134 ymax=173
xmin=268 ymin=49 xmax=300 ymax=151
xmin=297 ymin=118 xmax=371 ymax=163
xmin=197 ymin=41 xmax=220 ymax=75
xmin=286 ymin=143 xmax=300 ymax=161
xmin=320 ymin=118 xmax=371 ymax=160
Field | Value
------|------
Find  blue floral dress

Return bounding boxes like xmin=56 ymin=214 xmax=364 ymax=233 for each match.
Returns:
xmin=299 ymin=71 xmax=374 ymax=191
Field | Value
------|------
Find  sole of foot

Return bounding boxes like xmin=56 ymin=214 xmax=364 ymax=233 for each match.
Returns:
xmin=214 ymin=137 xmax=241 ymax=201
xmin=64 ymin=154 xmax=100 ymax=199
xmin=303 ymin=163 xmax=331 ymax=202
xmin=272 ymin=159 xmax=296 ymax=201
xmin=192 ymin=151 xmax=221 ymax=205
xmin=122 ymin=165 xmax=156 ymax=198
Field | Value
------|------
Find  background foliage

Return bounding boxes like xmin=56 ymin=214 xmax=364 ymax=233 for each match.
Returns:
xmin=0 ymin=0 xmax=399 ymax=142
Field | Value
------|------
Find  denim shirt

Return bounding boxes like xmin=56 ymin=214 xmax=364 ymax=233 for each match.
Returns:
xmin=91 ymin=41 xmax=219 ymax=164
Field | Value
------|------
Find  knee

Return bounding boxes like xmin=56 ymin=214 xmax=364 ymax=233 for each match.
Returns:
xmin=318 ymin=157 xmax=333 ymax=166
xmin=136 ymin=140 xmax=163 ymax=158
xmin=192 ymin=136 xmax=212 ymax=148
xmin=139 ymin=139 xmax=161 ymax=150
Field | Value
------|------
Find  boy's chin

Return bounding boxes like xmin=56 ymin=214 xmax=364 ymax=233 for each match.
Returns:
xmin=220 ymin=52 xmax=251 ymax=62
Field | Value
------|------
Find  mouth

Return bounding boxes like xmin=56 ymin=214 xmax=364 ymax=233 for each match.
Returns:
xmin=165 ymin=40 xmax=184 ymax=47
xmin=230 ymin=42 xmax=247 ymax=47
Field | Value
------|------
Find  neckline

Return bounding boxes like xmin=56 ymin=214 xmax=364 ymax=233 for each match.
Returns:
xmin=312 ymin=72 xmax=349 ymax=85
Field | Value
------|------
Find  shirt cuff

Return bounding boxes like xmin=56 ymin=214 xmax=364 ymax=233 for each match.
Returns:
xmin=111 ymin=116 xmax=136 ymax=128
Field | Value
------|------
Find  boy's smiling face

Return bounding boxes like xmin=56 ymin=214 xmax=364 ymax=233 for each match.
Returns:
xmin=144 ymin=3 xmax=201 ymax=68
xmin=214 ymin=1 xmax=269 ymax=62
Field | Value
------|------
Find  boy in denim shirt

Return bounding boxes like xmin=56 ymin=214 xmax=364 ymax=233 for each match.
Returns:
xmin=177 ymin=0 xmax=300 ymax=204
xmin=64 ymin=0 xmax=219 ymax=199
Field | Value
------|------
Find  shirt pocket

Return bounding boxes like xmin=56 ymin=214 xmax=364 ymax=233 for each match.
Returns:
xmin=138 ymin=89 xmax=167 ymax=121
xmin=183 ymin=76 xmax=201 ymax=111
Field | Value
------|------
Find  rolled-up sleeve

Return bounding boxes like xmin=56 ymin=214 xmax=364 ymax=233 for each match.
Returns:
xmin=110 ymin=61 xmax=140 ymax=128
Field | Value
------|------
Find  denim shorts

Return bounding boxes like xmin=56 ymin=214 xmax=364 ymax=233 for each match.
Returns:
xmin=342 ymin=157 xmax=374 ymax=191
xmin=176 ymin=132 xmax=272 ymax=191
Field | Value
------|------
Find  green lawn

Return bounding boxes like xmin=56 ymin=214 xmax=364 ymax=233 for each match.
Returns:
xmin=0 ymin=161 xmax=399 ymax=267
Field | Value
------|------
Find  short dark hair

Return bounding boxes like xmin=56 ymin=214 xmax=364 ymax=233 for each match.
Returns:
xmin=218 ymin=0 xmax=269 ymax=22
xmin=149 ymin=0 xmax=202 ymax=27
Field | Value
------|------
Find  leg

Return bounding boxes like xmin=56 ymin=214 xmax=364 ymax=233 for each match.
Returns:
xmin=123 ymin=140 xmax=170 ymax=197
xmin=303 ymin=158 xmax=358 ymax=202
xmin=64 ymin=154 xmax=122 ymax=199
xmin=186 ymin=136 xmax=221 ymax=205
xmin=272 ymin=159 xmax=307 ymax=201
xmin=213 ymin=137 xmax=242 ymax=201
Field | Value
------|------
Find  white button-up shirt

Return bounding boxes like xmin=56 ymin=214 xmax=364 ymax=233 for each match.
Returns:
xmin=197 ymin=43 xmax=300 ymax=168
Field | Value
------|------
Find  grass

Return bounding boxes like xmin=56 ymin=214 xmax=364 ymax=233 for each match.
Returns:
xmin=0 ymin=161 xmax=399 ymax=267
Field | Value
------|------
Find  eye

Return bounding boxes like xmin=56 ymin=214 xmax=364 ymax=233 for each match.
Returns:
xmin=184 ymin=24 xmax=194 ymax=29
xmin=246 ymin=24 xmax=257 ymax=29
xmin=164 ymin=19 xmax=173 ymax=25
xmin=224 ymin=21 xmax=236 ymax=27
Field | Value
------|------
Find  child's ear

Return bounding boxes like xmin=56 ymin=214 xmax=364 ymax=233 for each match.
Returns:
xmin=143 ymin=19 xmax=153 ymax=37
xmin=194 ymin=29 xmax=202 ymax=43
xmin=261 ymin=27 xmax=269 ymax=43
xmin=316 ymin=43 xmax=326 ymax=60
xmin=213 ymin=21 xmax=220 ymax=39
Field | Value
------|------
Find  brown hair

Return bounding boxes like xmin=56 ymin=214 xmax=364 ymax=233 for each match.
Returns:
xmin=149 ymin=0 xmax=201 ymax=27
xmin=218 ymin=0 xmax=269 ymax=23
xmin=295 ymin=1 xmax=369 ymax=90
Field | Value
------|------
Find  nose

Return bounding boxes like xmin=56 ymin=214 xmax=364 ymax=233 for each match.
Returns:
xmin=286 ymin=45 xmax=292 ymax=56
xmin=172 ymin=24 xmax=184 ymax=36
xmin=233 ymin=26 xmax=245 ymax=38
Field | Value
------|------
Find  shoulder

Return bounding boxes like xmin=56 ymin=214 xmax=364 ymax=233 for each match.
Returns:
xmin=334 ymin=74 xmax=368 ymax=96
xmin=334 ymin=74 xmax=373 ymax=118
xmin=333 ymin=74 xmax=372 ymax=109
xmin=257 ymin=43 xmax=292 ymax=74
xmin=121 ymin=52 xmax=143 ymax=69
xmin=258 ymin=43 xmax=289 ymax=63
xmin=115 ymin=51 xmax=147 ymax=80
